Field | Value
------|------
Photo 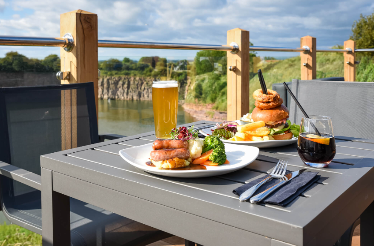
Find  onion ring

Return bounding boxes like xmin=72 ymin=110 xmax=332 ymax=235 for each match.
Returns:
xmin=253 ymin=89 xmax=280 ymax=103
xmin=255 ymin=97 xmax=283 ymax=109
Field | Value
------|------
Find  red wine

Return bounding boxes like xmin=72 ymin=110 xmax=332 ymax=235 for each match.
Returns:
xmin=297 ymin=133 xmax=336 ymax=167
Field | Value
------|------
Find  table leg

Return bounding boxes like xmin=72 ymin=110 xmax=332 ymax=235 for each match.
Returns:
xmin=361 ymin=201 xmax=374 ymax=246
xmin=41 ymin=168 xmax=70 ymax=246
xmin=185 ymin=240 xmax=195 ymax=246
xmin=184 ymin=240 xmax=203 ymax=246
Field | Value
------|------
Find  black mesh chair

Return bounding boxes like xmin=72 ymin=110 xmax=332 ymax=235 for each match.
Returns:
xmin=289 ymin=79 xmax=374 ymax=140
xmin=0 ymin=82 xmax=170 ymax=245
xmin=274 ymin=79 xmax=374 ymax=246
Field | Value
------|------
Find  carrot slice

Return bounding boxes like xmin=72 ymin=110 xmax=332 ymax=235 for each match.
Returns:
xmin=202 ymin=159 xmax=230 ymax=166
xmin=192 ymin=149 xmax=213 ymax=164
xmin=202 ymin=161 xmax=219 ymax=166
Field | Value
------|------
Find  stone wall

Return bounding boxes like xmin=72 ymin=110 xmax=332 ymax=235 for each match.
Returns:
xmin=0 ymin=72 xmax=58 ymax=87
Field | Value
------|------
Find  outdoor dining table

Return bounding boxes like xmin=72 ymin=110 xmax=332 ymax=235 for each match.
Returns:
xmin=41 ymin=120 xmax=374 ymax=246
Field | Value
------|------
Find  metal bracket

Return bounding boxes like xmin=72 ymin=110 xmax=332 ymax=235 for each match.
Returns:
xmin=346 ymin=47 xmax=352 ymax=54
xmin=56 ymin=71 xmax=70 ymax=80
xmin=302 ymin=46 xmax=310 ymax=54
xmin=230 ymin=42 xmax=239 ymax=54
xmin=303 ymin=63 xmax=307 ymax=66
xmin=63 ymin=33 xmax=74 ymax=52
xmin=229 ymin=66 xmax=237 ymax=71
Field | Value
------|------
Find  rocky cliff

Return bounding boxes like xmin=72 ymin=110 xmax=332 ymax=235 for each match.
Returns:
xmin=98 ymin=76 xmax=188 ymax=100
xmin=0 ymin=72 xmax=58 ymax=87
xmin=98 ymin=76 xmax=154 ymax=100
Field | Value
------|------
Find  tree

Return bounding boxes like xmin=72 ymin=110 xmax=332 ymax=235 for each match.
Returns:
xmin=350 ymin=12 xmax=374 ymax=57
xmin=250 ymin=42 xmax=257 ymax=58
xmin=331 ymin=45 xmax=344 ymax=49
xmin=194 ymin=50 xmax=226 ymax=75
xmin=0 ymin=52 xmax=30 ymax=72
xmin=101 ymin=58 xmax=122 ymax=71
xmin=122 ymin=57 xmax=131 ymax=64
xmin=42 ymin=54 xmax=60 ymax=72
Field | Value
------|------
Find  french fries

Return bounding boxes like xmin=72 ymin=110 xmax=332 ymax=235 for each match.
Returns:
xmin=237 ymin=121 xmax=265 ymax=133
xmin=245 ymin=127 xmax=270 ymax=137
xmin=228 ymin=121 xmax=276 ymax=142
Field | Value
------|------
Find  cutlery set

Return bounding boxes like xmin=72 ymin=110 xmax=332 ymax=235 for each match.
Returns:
xmin=239 ymin=160 xmax=305 ymax=203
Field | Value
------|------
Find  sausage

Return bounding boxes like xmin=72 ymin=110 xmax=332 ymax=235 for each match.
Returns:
xmin=150 ymin=148 xmax=190 ymax=161
xmin=152 ymin=139 xmax=188 ymax=150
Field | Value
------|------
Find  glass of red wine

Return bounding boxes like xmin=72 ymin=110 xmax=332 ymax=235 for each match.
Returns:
xmin=297 ymin=116 xmax=336 ymax=168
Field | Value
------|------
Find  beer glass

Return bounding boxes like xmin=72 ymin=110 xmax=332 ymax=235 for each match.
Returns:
xmin=152 ymin=81 xmax=178 ymax=139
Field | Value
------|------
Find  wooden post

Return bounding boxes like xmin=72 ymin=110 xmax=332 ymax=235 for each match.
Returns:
xmin=300 ymin=36 xmax=316 ymax=80
xmin=60 ymin=10 xmax=98 ymax=149
xmin=344 ymin=40 xmax=356 ymax=81
xmin=227 ymin=28 xmax=249 ymax=121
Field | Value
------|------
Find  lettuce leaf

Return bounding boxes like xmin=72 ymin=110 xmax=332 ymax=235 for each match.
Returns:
xmin=269 ymin=120 xmax=300 ymax=137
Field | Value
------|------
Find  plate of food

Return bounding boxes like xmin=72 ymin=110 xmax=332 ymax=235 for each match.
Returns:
xmin=199 ymin=89 xmax=300 ymax=148
xmin=119 ymin=132 xmax=259 ymax=178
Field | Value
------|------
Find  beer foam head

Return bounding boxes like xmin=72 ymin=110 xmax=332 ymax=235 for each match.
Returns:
xmin=152 ymin=80 xmax=178 ymax=88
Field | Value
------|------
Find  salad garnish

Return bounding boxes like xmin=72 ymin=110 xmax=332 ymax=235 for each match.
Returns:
xmin=171 ymin=126 xmax=199 ymax=141
xmin=269 ymin=120 xmax=300 ymax=137
xmin=211 ymin=121 xmax=238 ymax=139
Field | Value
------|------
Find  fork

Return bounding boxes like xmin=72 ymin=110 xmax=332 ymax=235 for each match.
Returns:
xmin=239 ymin=160 xmax=288 ymax=202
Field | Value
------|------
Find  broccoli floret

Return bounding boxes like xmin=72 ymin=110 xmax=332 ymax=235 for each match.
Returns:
xmin=209 ymin=146 xmax=226 ymax=165
xmin=202 ymin=136 xmax=224 ymax=153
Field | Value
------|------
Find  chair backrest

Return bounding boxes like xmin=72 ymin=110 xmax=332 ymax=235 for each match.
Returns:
xmin=0 ymin=82 xmax=98 ymax=197
xmin=272 ymin=77 xmax=344 ymax=109
xmin=289 ymin=79 xmax=374 ymax=139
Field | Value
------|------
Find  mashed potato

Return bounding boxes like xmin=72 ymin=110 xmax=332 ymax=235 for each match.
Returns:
xmin=241 ymin=113 xmax=254 ymax=122
xmin=188 ymin=138 xmax=204 ymax=159
xmin=152 ymin=158 xmax=190 ymax=169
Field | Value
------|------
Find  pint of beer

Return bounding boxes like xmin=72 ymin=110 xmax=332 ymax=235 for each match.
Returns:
xmin=152 ymin=81 xmax=178 ymax=139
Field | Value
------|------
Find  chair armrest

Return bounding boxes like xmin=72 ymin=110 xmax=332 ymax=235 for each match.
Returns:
xmin=0 ymin=161 xmax=41 ymax=191
xmin=99 ymin=133 xmax=127 ymax=142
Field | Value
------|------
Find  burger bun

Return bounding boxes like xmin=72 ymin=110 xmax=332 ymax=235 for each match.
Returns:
xmin=272 ymin=132 xmax=293 ymax=140
xmin=252 ymin=105 xmax=289 ymax=123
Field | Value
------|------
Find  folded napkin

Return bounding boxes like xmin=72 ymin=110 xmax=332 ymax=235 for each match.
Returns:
xmin=233 ymin=171 xmax=319 ymax=206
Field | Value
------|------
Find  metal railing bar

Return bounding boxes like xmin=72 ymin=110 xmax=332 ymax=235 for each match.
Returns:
xmin=98 ymin=40 xmax=233 ymax=51
xmin=0 ymin=35 xmax=66 ymax=47
xmin=316 ymin=49 xmax=347 ymax=53
xmin=250 ymin=46 xmax=306 ymax=52
xmin=355 ymin=48 xmax=374 ymax=52
xmin=1 ymin=35 xmax=374 ymax=53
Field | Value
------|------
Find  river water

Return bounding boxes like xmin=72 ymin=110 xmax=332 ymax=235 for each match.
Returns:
xmin=98 ymin=99 xmax=196 ymax=136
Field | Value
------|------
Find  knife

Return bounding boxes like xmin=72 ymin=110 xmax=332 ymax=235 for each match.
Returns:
xmin=239 ymin=176 xmax=272 ymax=202
xmin=250 ymin=169 xmax=306 ymax=204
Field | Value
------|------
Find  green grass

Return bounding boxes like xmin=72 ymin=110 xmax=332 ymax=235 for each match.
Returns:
xmin=0 ymin=223 xmax=41 ymax=246
xmin=186 ymin=52 xmax=374 ymax=112
xmin=249 ymin=52 xmax=346 ymax=110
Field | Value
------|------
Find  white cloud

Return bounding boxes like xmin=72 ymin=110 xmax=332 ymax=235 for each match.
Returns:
xmin=0 ymin=0 xmax=373 ymax=58
xmin=0 ymin=0 xmax=5 ymax=12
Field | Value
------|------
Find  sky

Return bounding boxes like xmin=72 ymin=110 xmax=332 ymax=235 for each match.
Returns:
xmin=0 ymin=0 xmax=373 ymax=60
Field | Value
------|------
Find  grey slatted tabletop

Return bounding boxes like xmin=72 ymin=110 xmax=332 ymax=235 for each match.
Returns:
xmin=40 ymin=121 xmax=374 ymax=246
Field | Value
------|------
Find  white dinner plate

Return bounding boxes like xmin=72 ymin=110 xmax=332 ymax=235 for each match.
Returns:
xmin=199 ymin=127 xmax=297 ymax=148
xmin=119 ymin=143 xmax=259 ymax=178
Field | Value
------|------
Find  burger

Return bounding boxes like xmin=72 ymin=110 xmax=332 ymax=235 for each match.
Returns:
xmin=251 ymin=104 xmax=293 ymax=140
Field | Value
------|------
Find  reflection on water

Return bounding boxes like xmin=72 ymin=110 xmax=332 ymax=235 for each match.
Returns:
xmin=98 ymin=99 xmax=196 ymax=136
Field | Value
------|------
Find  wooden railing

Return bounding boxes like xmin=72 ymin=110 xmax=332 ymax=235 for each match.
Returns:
xmin=0 ymin=9 xmax=372 ymax=122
